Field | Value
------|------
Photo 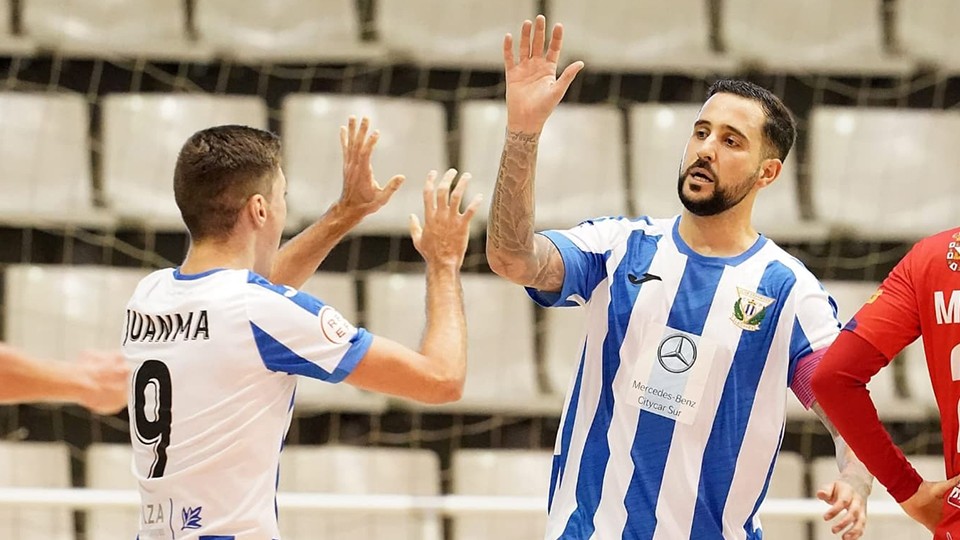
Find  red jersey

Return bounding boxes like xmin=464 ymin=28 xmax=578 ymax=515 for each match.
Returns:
xmin=849 ymin=228 xmax=960 ymax=471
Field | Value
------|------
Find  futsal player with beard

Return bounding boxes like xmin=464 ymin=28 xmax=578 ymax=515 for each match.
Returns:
xmin=485 ymin=15 xmax=874 ymax=539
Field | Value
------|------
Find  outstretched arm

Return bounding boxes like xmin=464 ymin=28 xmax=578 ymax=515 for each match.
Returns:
xmin=271 ymin=116 xmax=403 ymax=288
xmin=0 ymin=343 xmax=129 ymax=414
xmin=485 ymin=15 xmax=583 ymax=291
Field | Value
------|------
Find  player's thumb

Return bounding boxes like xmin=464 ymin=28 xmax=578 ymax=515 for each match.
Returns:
xmin=816 ymin=483 xmax=836 ymax=503
xmin=932 ymin=475 xmax=960 ymax=497
xmin=408 ymin=214 xmax=423 ymax=246
xmin=555 ymin=61 xmax=584 ymax=99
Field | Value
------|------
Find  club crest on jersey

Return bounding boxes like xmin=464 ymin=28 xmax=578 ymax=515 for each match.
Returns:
xmin=181 ymin=506 xmax=202 ymax=530
xmin=731 ymin=287 xmax=775 ymax=331
xmin=947 ymin=233 xmax=960 ymax=272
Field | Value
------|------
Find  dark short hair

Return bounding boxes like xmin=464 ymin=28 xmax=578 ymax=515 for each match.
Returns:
xmin=705 ymin=80 xmax=796 ymax=161
xmin=173 ymin=125 xmax=281 ymax=241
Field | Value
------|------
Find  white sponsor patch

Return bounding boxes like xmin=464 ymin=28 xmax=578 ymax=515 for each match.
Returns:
xmin=319 ymin=305 xmax=355 ymax=344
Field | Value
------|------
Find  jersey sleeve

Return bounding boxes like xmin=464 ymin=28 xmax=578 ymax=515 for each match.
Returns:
xmin=526 ymin=218 xmax=621 ymax=308
xmin=788 ymin=274 xmax=841 ymax=393
xmin=244 ymin=273 xmax=372 ymax=383
xmin=846 ymin=248 xmax=921 ymax=360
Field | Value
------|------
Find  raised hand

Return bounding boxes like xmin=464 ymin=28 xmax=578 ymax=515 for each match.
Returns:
xmin=503 ymin=15 xmax=584 ymax=133
xmin=75 ymin=351 xmax=130 ymax=415
xmin=409 ymin=169 xmax=482 ymax=269
xmin=337 ymin=116 xmax=404 ymax=218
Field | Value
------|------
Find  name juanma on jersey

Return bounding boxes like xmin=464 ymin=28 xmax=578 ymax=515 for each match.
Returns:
xmin=123 ymin=309 xmax=210 ymax=344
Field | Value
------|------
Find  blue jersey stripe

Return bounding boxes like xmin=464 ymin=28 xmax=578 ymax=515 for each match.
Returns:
xmin=745 ymin=423 xmax=786 ymax=538
xmin=560 ymin=229 xmax=660 ymax=539
xmin=688 ymin=261 xmax=797 ymax=538
xmin=250 ymin=322 xmax=372 ymax=382
xmin=246 ymin=271 xmax=325 ymax=316
xmin=550 ymin=345 xmax=587 ymax=512
xmin=621 ymin=257 xmax=727 ymax=540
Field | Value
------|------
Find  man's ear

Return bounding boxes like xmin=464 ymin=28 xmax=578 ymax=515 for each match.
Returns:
xmin=245 ymin=194 xmax=268 ymax=229
xmin=756 ymin=157 xmax=783 ymax=189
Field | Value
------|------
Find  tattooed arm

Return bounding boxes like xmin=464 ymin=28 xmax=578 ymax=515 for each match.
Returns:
xmin=486 ymin=15 xmax=583 ymax=291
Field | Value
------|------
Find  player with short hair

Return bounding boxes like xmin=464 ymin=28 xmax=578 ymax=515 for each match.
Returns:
xmin=125 ymin=118 xmax=481 ymax=539
xmin=0 ymin=343 xmax=127 ymax=413
xmin=485 ymin=15 xmax=873 ymax=540
xmin=813 ymin=227 xmax=960 ymax=538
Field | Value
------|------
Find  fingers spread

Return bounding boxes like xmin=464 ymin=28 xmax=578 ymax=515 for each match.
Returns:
xmin=503 ymin=33 xmax=516 ymax=71
xmin=347 ymin=116 xmax=357 ymax=150
xmin=408 ymin=213 xmax=422 ymax=245
xmin=531 ymin=15 xmax=546 ymax=58
xmin=461 ymin=194 xmax=483 ymax=221
xmin=436 ymin=168 xmax=457 ymax=210
xmin=356 ymin=117 xmax=370 ymax=151
xmin=545 ymin=23 xmax=564 ymax=64
xmin=449 ymin=172 xmax=470 ymax=211
xmin=518 ymin=19 xmax=532 ymax=59
xmin=422 ymin=170 xmax=438 ymax=216
xmin=361 ymin=128 xmax=380 ymax=161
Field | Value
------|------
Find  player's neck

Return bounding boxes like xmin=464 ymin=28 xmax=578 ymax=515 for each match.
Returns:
xmin=677 ymin=207 xmax=759 ymax=258
xmin=180 ymin=239 xmax=256 ymax=275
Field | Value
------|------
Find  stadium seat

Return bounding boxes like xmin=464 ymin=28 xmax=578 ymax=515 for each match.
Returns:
xmin=0 ymin=441 xmax=73 ymax=540
xmin=550 ymin=0 xmax=736 ymax=74
xmin=450 ymin=449 xmax=552 ymax=540
xmin=283 ymin=94 xmax=447 ymax=233
xmin=85 ymin=444 xmax=139 ymax=540
xmin=541 ymin=305 xmax=587 ymax=401
xmin=365 ymin=272 xmax=553 ymax=414
xmin=719 ymin=0 xmax=913 ymax=75
xmin=0 ymin=0 xmax=34 ymax=55
xmin=195 ymin=0 xmax=383 ymax=63
xmin=758 ymin=451 xmax=807 ymax=540
xmin=293 ymin=272 xmax=388 ymax=414
xmin=823 ymin=280 xmax=923 ymax=420
xmin=895 ymin=0 xmax=960 ymax=73
xmin=628 ymin=103 xmax=825 ymax=241
xmin=278 ymin=445 xmax=441 ymax=540
xmin=3 ymin=265 xmax=151 ymax=361
xmin=812 ymin=454 xmax=943 ymax=540
xmin=22 ymin=0 xmax=208 ymax=61
xmin=0 ymin=92 xmax=113 ymax=227
xmin=809 ymin=107 xmax=960 ymax=239
xmin=377 ymin=0 xmax=537 ymax=69
xmin=459 ymin=100 xmax=628 ymax=230
xmin=102 ymin=94 xmax=268 ymax=229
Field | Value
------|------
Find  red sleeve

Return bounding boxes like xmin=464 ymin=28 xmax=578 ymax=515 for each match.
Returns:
xmin=846 ymin=247 xmax=922 ymax=359
xmin=811 ymin=330 xmax=923 ymax=502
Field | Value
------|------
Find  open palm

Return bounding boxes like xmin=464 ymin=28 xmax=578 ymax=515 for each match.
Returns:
xmin=338 ymin=116 xmax=404 ymax=216
xmin=504 ymin=15 xmax=584 ymax=133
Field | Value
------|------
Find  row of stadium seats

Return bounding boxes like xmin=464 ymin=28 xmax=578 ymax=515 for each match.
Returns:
xmin=0 ymin=441 xmax=943 ymax=540
xmin=2 ymin=264 xmax=934 ymax=419
xmin=0 ymin=0 xmax=957 ymax=74
xmin=2 ymin=92 xmax=957 ymax=240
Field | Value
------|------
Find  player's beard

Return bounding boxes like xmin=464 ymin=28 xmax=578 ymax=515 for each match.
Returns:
xmin=677 ymin=159 xmax=759 ymax=217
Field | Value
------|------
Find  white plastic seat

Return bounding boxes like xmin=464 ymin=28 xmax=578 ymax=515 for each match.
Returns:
xmin=278 ymin=445 xmax=441 ymax=540
xmin=460 ymin=101 xmax=628 ymax=230
xmin=758 ymin=451 xmax=806 ymax=540
xmin=4 ymin=265 xmax=151 ymax=361
xmin=0 ymin=0 xmax=34 ymax=55
xmin=720 ymin=0 xmax=913 ymax=75
xmin=293 ymin=272 xmax=388 ymax=414
xmin=451 ymin=449 xmax=552 ymax=540
xmin=102 ymin=94 xmax=268 ymax=229
xmin=365 ymin=272 xmax=551 ymax=414
xmin=0 ymin=441 xmax=73 ymax=540
xmin=823 ymin=280 xmax=923 ymax=420
xmin=283 ymin=94 xmax=447 ymax=234
xmin=812 ymin=455 xmax=943 ymax=540
xmin=195 ymin=0 xmax=383 ymax=63
xmin=22 ymin=0 xmax=208 ymax=61
xmin=810 ymin=107 xmax=960 ymax=239
xmin=0 ymin=92 xmax=112 ymax=227
xmin=85 ymin=444 xmax=138 ymax=540
xmin=551 ymin=0 xmax=735 ymax=74
xmin=377 ymin=0 xmax=537 ymax=69
xmin=628 ymin=103 xmax=824 ymax=241
xmin=895 ymin=0 xmax=960 ymax=73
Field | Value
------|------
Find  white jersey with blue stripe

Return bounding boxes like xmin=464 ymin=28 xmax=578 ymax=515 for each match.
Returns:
xmin=122 ymin=268 xmax=371 ymax=540
xmin=531 ymin=216 xmax=839 ymax=540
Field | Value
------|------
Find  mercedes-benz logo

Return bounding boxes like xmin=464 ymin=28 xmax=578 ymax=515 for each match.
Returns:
xmin=657 ymin=334 xmax=697 ymax=373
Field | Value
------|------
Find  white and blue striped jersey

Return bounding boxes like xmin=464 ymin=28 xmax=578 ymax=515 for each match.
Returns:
xmin=122 ymin=268 xmax=371 ymax=540
xmin=532 ymin=216 xmax=839 ymax=540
